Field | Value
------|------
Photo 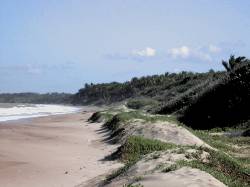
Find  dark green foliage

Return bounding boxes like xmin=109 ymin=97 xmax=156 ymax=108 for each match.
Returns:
xmin=222 ymin=55 xmax=248 ymax=72
xmin=179 ymin=61 xmax=250 ymax=129
xmin=88 ymin=111 xmax=114 ymax=123
xmin=76 ymin=55 xmax=250 ymax=130
xmin=0 ymin=92 xmax=72 ymax=104
xmin=72 ymin=71 xmax=219 ymax=106
xmin=158 ymin=72 xmax=224 ymax=114
xmin=88 ymin=112 xmax=103 ymax=122
xmin=104 ymin=114 xmax=123 ymax=131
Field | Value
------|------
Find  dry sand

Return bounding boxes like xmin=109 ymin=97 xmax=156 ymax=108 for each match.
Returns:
xmin=133 ymin=167 xmax=226 ymax=187
xmin=0 ymin=110 xmax=122 ymax=187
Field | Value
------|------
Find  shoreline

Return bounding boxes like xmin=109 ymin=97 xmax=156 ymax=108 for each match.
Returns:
xmin=0 ymin=103 xmax=91 ymax=123
xmin=0 ymin=109 xmax=122 ymax=187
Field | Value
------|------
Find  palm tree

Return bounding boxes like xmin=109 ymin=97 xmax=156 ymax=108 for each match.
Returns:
xmin=222 ymin=55 xmax=247 ymax=72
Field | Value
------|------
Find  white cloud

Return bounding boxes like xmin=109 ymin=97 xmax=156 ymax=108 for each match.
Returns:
xmin=168 ymin=46 xmax=190 ymax=58
xmin=105 ymin=44 xmax=223 ymax=62
xmin=208 ymin=44 xmax=221 ymax=53
xmin=168 ymin=45 xmax=212 ymax=62
xmin=132 ymin=47 xmax=156 ymax=57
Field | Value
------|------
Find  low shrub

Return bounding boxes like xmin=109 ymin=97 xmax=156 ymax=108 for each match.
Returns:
xmin=126 ymin=98 xmax=159 ymax=110
xmin=119 ymin=136 xmax=176 ymax=162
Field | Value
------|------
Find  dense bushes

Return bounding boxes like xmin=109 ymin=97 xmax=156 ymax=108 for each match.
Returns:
xmin=158 ymin=73 xmax=224 ymax=114
xmin=73 ymin=71 xmax=219 ymax=106
xmin=179 ymin=61 xmax=250 ymax=129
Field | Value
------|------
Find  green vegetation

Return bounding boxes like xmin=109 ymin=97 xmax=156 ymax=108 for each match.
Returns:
xmin=75 ymin=55 xmax=250 ymax=130
xmin=104 ymin=110 xmax=177 ymax=125
xmin=118 ymin=136 xmax=176 ymax=162
xmin=86 ymin=55 xmax=250 ymax=186
xmin=222 ymin=55 xmax=248 ymax=72
xmin=96 ymin=110 xmax=178 ymax=144
xmin=193 ymin=130 xmax=250 ymax=170
xmin=176 ymin=149 xmax=250 ymax=187
xmin=161 ymin=164 xmax=178 ymax=172
xmin=72 ymin=71 xmax=221 ymax=106
xmin=0 ymin=92 xmax=72 ymax=104
xmin=96 ymin=108 xmax=249 ymax=186
xmin=106 ymin=136 xmax=176 ymax=182
xmin=126 ymin=98 xmax=159 ymax=110
xmin=179 ymin=61 xmax=250 ymax=129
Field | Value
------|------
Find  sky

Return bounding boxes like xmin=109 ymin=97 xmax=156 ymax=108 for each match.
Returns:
xmin=1 ymin=0 xmax=250 ymax=93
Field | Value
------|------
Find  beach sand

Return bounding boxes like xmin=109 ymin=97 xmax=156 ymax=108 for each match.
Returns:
xmin=0 ymin=110 xmax=122 ymax=187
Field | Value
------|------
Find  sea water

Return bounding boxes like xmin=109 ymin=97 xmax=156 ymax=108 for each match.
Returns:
xmin=0 ymin=103 xmax=80 ymax=122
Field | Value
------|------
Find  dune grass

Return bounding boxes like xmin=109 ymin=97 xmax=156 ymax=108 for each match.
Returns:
xmin=106 ymin=136 xmax=176 ymax=182
xmin=176 ymin=148 xmax=250 ymax=187
xmin=89 ymin=109 xmax=250 ymax=187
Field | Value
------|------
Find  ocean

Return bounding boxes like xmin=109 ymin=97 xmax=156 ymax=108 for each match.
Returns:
xmin=0 ymin=103 xmax=81 ymax=122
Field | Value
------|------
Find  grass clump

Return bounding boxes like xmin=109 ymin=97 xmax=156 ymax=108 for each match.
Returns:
xmin=106 ymin=163 xmax=133 ymax=182
xmin=162 ymin=164 xmax=178 ymax=173
xmin=119 ymin=136 xmax=176 ymax=163
xmin=177 ymin=149 xmax=250 ymax=187
xmin=193 ymin=130 xmax=250 ymax=167
xmin=106 ymin=136 xmax=176 ymax=182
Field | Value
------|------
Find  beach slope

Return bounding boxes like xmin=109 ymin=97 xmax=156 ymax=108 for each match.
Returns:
xmin=0 ymin=111 xmax=122 ymax=187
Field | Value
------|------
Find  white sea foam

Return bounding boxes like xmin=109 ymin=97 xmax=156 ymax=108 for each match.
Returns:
xmin=0 ymin=104 xmax=81 ymax=122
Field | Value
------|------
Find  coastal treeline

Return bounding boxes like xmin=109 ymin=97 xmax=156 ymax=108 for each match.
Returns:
xmin=74 ymin=55 xmax=250 ymax=129
xmin=178 ymin=56 xmax=250 ymax=129
xmin=0 ymin=92 xmax=73 ymax=104
xmin=72 ymin=70 xmax=223 ymax=105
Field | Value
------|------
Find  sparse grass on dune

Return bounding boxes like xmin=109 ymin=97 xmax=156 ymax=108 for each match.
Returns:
xmin=89 ymin=109 xmax=180 ymax=126
xmin=88 ymin=109 xmax=250 ymax=187
xmin=193 ymin=130 xmax=250 ymax=169
xmin=105 ymin=110 xmax=178 ymax=125
xmin=176 ymin=148 xmax=250 ymax=187
xmin=105 ymin=136 xmax=177 ymax=182
xmin=85 ymin=56 xmax=250 ymax=186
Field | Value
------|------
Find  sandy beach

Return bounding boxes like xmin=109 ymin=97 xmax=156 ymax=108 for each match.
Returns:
xmin=0 ymin=109 xmax=122 ymax=187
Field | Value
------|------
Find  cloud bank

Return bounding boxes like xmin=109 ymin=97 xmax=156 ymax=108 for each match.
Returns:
xmin=105 ymin=44 xmax=223 ymax=62
xmin=132 ymin=47 xmax=156 ymax=57
xmin=167 ymin=45 xmax=221 ymax=62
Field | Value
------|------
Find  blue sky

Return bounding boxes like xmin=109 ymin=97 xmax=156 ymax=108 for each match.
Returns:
xmin=1 ymin=0 xmax=250 ymax=93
